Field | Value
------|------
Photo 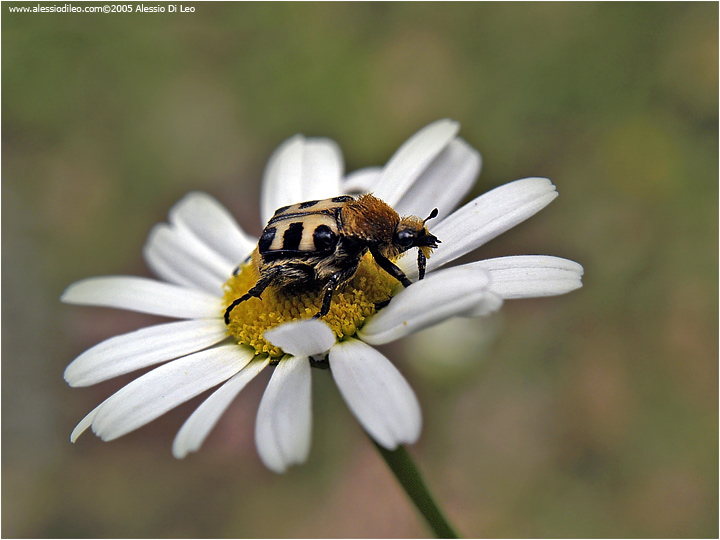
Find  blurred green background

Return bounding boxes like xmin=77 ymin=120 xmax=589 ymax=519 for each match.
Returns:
xmin=3 ymin=2 xmax=717 ymax=537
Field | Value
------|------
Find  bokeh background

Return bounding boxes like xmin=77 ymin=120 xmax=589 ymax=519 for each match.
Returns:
xmin=3 ymin=2 xmax=717 ymax=538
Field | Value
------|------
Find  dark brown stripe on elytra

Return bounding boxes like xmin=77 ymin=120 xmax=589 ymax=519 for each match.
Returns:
xmin=299 ymin=200 xmax=319 ymax=209
xmin=282 ymin=222 xmax=304 ymax=251
xmin=267 ymin=209 xmax=336 ymax=226
xmin=272 ymin=205 xmax=291 ymax=216
xmin=332 ymin=195 xmax=354 ymax=203
xmin=260 ymin=249 xmax=319 ymax=261
xmin=258 ymin=227 xmax=276 ymax=253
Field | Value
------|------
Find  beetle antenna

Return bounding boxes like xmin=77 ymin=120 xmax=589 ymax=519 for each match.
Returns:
xmin=423 ymin=208 xmax=439 ymax=224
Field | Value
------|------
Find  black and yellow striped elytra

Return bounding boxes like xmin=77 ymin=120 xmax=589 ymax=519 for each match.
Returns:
xmin=257 ymin=196 xmax=352 ymax=259
xmin=224 ymin=194 xmax=440 ymax=324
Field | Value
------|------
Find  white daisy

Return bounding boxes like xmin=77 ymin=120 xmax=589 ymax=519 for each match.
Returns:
xmin=62 ymin=119 xmax=583 ymax=473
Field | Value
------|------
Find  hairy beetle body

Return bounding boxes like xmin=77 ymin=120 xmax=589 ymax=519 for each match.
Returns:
xmin=225 ymin=194 xmax=439 ymax=323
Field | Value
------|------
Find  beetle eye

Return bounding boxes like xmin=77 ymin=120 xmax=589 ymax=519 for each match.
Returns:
xmin=396 ymin=229 xmax=416 ymax=248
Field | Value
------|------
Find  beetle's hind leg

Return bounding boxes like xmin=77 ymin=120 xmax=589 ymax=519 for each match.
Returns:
xmin=224 ymin=275 xmax=273 ymax=324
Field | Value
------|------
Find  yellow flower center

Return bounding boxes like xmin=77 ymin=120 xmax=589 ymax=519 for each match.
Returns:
xmin=223 ymin=253 xmax=399 ymax=358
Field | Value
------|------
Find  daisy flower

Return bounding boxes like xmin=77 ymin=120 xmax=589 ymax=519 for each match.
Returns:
xmin=62 ymin=119 xmax=583 ymax=473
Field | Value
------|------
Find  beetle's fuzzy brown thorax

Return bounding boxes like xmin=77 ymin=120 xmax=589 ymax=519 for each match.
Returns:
xmin=340 ymin=194 xmax=399 ymax=246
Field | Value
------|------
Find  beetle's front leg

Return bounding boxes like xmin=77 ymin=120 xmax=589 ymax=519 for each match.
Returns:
xmin=417 ymin=249 xmax=428 ymax=280
xmin=370 ymin=249 xmax=413 ymax=288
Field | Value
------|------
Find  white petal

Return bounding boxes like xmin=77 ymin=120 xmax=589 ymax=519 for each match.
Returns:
xmin=373 ymin=119 xmax=460 ymax=206
xmin=261 ymin=135 xmax=305 ymax=223
xmin=264 ymin=319 xmax=336 ymax=357
xmin=61 ymin=276 xmax=222 ymax=319
xmin=473 ymin=256 xmax=584 ymax=298
xmin=70 ymin=403 xmax=103 ymax=442
xmin=143 ymin=223 xmax=233 ymax=295
xmin=398 ymin=177 xmax=558 ymax=278
xmin=173 ymin=358 xmax=269 ymax=458
xmin=300 ymin=139 xmax=344 ymax=201
xmin=343 ymin=167 xmax=383 ymax=194
xmin=64 ymin=319 xmax=229 ymax=387
xmin=358 ymin=265 xmax=491 ymax=345
xmin=168 ymin=191 xmax=256 ymax=265
xmin=255 ymin=358 xmax=312 ymax=473
xmin=261 ymin=135 xmax=344 ymax=224
xmin=91 ymin=344 xmax=253 ymax=441
xmin=329 ymin=338 xmax=421 ymax=449
xmin=459 ymin=290 xmax=504 ymax=317
xmin=393 ymin=138 xmax=481 ymax=222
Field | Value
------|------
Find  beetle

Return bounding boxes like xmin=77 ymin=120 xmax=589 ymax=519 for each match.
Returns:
xmin=224 ymin=194 xmax=440 ymax=323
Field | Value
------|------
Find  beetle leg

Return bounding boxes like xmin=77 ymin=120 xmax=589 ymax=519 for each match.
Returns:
xmin=417 ymin=249 xmax=427 ymax=280
xmin=313 ymin=272 xmax=343 ymax=319
xmin=371 ymin=249 xmax=413 ymax=288
xmin=224 ymin=275 xmax=273 ymax=324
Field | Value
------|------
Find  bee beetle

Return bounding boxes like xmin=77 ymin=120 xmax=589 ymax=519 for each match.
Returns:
xmin=224 ymin=194 xmax=440 ymax=324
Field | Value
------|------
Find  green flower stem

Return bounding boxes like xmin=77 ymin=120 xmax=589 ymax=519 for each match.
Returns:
xmin=373 ymin=441 xmax=461 ymax=538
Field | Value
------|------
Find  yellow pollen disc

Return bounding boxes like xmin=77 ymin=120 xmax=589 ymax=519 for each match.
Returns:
xmin=223 ymin=253 xmax=399 ymax=358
